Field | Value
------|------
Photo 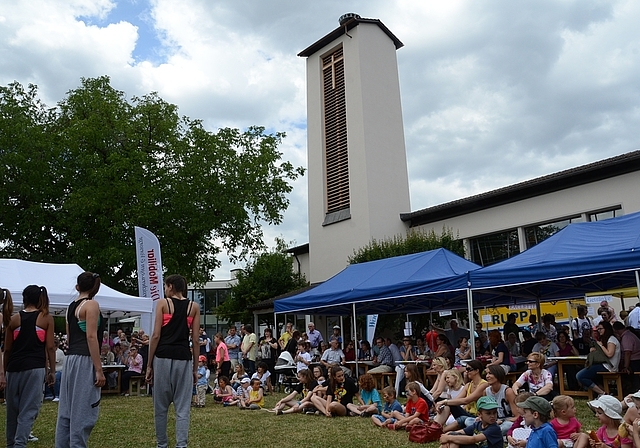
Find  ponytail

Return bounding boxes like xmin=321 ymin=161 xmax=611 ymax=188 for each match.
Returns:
xmin=77 ymin=272 xmax=101 ymax=299
xmin=1 ymin=288 xmax=14 ymax=327
xmin=22 ymin=285 xmax=49 ymax=316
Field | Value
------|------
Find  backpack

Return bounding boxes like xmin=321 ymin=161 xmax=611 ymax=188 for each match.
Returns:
xmin=573 ymin=317 xmax=592 ymax=339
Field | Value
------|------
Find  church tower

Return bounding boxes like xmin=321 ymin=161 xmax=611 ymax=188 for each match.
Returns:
xmin=299 ymin=14 xmax=411 ymax=283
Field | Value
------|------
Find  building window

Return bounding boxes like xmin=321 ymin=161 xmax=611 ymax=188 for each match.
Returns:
xmin=525 ymin=215 xmax=584 ymax=249
xmin=322 ymin=47 xmax=350 ymax=216
xmin=470 ymin=229 xmax=519 ymax=266
xmin=589 ymin=207 xmax=621 ymax=222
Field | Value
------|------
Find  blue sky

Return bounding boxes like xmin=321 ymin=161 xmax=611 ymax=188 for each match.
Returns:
xmin=2 ymin=0 xmax=640 ymax=279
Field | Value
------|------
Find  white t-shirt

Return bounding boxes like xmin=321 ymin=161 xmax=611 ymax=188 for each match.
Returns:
xmin=571 ymin=316 xmax=593 ymax=339
xmin=296 ymin=352 xmax=312 ymax=372
xmin=604 ymin=336 xmax=621 ymax=372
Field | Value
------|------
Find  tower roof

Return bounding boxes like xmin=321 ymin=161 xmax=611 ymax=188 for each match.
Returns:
xmin=298 ymin=15 xmax=403 ymax=58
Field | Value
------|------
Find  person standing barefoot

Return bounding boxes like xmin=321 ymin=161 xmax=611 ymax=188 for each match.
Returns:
xmin=146 ymin=274 xmax=200 ymax=448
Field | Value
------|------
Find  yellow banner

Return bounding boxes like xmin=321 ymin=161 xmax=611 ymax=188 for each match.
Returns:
xmin=476 ymin=300 xmax=583 ymax=331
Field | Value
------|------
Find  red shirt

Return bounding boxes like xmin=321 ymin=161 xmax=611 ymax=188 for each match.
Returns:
xmin=425 ymin=330 xmax=439 ymax=353
xmin=406 ymin=397 xmax=429 ymax=421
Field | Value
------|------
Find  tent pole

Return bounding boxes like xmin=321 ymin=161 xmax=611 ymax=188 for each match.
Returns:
xmin=353 ymin=303 xmax=358 ymax=377
xmin=467 ymin=289 xmax=475 ymax=359
xmin=635 ymin=271 xmax=640 ymax=300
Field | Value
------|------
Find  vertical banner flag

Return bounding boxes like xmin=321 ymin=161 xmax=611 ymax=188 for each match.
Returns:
xmin=135 ymin=226 xmax=163 ymax=301
xmin=367 ymin=315 xmax=378 ymax=345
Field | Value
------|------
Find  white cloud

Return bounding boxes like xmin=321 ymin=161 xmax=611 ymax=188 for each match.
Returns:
xmin=2 ymin=0 xmax=640 ymax=278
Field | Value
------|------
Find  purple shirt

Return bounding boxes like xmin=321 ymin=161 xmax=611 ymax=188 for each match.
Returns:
xmin=307 ymin=329 xmax=323 ymax=348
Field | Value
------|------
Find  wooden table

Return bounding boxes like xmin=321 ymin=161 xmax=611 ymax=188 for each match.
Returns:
xmin=548 ymin=356 xmax=588 ymax=397
xmin=345 ymin=360 xmax=375 ymax=376
xmin=101 ymin=364 xmax=126 ymax=394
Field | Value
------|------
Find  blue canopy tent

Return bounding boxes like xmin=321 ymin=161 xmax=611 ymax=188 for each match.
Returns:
xmin=468 ymin=211 xmax=640 ymax=307
xmin=274 ymin=248 xmax=480 ymax=316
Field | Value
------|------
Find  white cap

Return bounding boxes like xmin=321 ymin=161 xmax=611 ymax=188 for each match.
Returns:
xmin=333 ymin=325 xmax=340 ymax=330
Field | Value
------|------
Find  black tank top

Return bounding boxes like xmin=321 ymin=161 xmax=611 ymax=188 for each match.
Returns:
xmin=155 ymin=298 xmax=192 ymax=360
xmin=67 ymin=298 xmax=105 ymax=356
xmin=6 ymin=310 xmax=45 ymax=372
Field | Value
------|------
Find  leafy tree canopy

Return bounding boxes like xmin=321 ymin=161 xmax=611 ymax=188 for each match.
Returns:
xmin=348 ymin=227 xmax=464 ymax=264
xmin=0 ymin=77 xmax=304 ymax=293
xmin=216 ymin=238 xmax=307 ymax=324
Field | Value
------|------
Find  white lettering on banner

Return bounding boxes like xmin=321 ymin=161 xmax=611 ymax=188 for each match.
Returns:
xmin=439 ymin=310 xmax=452 ymax=316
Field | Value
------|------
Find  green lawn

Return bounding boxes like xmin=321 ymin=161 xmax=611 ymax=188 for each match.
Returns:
xmin=1 ymin=393 xmax=600 ymax=447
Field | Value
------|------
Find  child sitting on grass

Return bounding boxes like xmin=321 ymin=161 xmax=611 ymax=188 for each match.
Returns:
xmin=516 ymin=396 xmax=558 ymax=448
xmin=588 ymin=395 xmax=632 ymax=448
xmin=507 ymin=392 xmax=533 ymax=448
xmin=550 ymin=395 xmax=589 ymax=448
xmin=214 ymin=376 xmax=234 ymax=406
xmin=372 ymin=386 xmax=403 ymax=428
xmin=241 ymin=378 xmax=264 ymax=410
xmin=389 ymin=381 xmax=429 ymax=430
xmin=438 ymin=396 xmax=503 ymax=448
xmin=228 ymin=377 xmax=251 ymax=407
xmin=347 ymin=373 xmax=382 ymax=417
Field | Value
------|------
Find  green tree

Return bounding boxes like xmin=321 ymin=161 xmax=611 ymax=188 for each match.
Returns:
xmin=0 ymin=77 xmax=304 ymax=292
xmin=216 ymin=238 xmax=308 ymax=323
xmin=348 ymin=227 xmax=464 ymax=264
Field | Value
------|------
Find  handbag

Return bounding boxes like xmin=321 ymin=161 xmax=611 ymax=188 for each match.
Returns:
xmin=408 ymin=421 xmax=443 ymax=443
xmin=585 ymin=341 xmax=609 ymax=367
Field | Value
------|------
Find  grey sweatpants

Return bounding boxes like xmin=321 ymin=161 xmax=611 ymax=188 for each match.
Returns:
xmin=5 ymin=368 xmax=45 ymax=448
xmin=153 ymin=357 xmax=194 ymax=448
xmin=55 ymin=355 xmax=101 ymax=448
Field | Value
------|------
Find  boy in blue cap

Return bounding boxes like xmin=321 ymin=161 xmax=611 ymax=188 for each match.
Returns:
xmin=517 ymin=396 xmax=558 ymax=448
xmin=439 ymin=396 xmax=503 ymax=448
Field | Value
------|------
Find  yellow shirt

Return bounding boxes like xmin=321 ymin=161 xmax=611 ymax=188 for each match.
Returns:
xmin=464 ymin=379 xmax=487 ymax=415
xmin=249 ymin=388 xmax=264 ymax=408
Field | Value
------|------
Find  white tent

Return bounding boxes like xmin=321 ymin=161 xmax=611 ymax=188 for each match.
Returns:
xmin=0 ymin=259 xmax=153 ymax=324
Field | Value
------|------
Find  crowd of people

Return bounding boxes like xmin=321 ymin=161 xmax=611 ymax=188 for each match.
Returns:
xmin=5 ymin=275 xmax=640 ymax=448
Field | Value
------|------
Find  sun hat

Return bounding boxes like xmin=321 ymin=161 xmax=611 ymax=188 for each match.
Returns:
xmin=517 ymin=396 xmax=552 ymax=417
xmin=240 ymin=377 xmax=251 ymax=384
xmin=631 ymin=390 xmax=640 ymax=400
xmin=476 ymin=396 xmax=499 ymax=411
xmin=333 ymin=325 xmax=340 ymax=329
xmin=588 ymin=395 xmax=623 ymax=420
xmin=198 ymin=355 xmax=207 ymax=362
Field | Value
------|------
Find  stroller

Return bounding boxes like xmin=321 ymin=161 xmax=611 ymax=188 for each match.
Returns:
xmin=275 ymin=351 xmax=299 ymax=393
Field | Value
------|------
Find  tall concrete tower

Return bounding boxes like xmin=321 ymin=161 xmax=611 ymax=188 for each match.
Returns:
xmin=299 ymin=14 xmax=411 ymax=283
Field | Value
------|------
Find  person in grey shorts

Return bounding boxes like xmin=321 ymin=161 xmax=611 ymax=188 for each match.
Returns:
xmin=56 ymin=272 xmax=105 ymax=448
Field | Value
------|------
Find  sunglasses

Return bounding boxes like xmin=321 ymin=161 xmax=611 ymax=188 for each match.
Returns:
xmin=526 ymin=359 xmax=537 ymax=363
xmin=465 ymin=367 xmax=475 ymax=372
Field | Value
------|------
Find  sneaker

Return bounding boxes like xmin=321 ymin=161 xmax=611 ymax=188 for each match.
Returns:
xmin=44 ymin=396 xmax=54 ymax=401
xmin=276 ymin=409 xmax=283 ymax=415
xmin=52 ymin=397 xmax=60 ymax=402
xmin=28 ymin=433 xmax=39 ymax=442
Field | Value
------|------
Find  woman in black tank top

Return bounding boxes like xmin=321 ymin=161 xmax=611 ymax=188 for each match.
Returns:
xmin=4 ymin=285 xmax=55 ymax=447
xmin=146 ymin=274 xmax=201 ymax=448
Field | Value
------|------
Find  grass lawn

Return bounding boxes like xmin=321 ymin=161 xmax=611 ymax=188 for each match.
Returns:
xmin=1 ymin=393 xmax=601 ymax=447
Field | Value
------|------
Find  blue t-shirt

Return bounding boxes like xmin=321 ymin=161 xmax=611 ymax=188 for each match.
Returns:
xmin=379 ymin=399 xmax=403 ymax=416
xmin=527 ymin=422 xmax=558 ymax=448
xmin=360 ymin=388 xmax=382 ymax=412
xmin=462 ymin=421 xmax=503 ymax=448
xmin=197 ymin=366 xmax=208 ymax=387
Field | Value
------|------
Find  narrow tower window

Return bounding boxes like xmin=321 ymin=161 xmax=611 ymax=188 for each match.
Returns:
xmin=322 ymin=47 xmax=349 ymax=214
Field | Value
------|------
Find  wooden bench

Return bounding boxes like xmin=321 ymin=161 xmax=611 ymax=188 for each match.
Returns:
xmin=129 ymin=375 xmax=146 ymax=396
xmin=371 ymin=371 xmax=397 ymax=390
xmin=597 ymin=371 xmax=623 ymax=400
